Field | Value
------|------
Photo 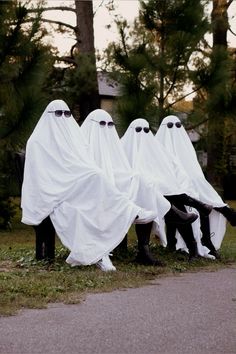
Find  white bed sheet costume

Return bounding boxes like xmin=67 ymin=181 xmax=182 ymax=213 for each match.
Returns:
xmin=121 ymin=118 xmax=214 ymax=258
xmin=155 ymin=115 xmax=226 ymax=250
xmin=80 ymin=109 xmax=171 ymax=239
xmin=21 ymin=100 xmax=157 ymax=267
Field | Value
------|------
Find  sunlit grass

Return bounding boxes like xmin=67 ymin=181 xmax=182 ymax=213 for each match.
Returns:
xmin=0 ymin=199 xmax=235 ymax=316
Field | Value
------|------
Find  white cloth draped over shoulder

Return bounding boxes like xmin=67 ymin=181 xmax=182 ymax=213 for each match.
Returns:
xmin=155 ymin=115 xmax=226 ymax=249
xmin=121 ymin=118 xmax=197 ymax=197
xmin=80 ymin=109 xmax=171 ymax=237
xmin=21 ymin=100 xmax=142 ymax=266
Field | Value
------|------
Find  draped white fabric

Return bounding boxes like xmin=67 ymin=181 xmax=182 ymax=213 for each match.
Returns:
xmin=21 ymin=100 xmax=142 ymax=266
xmin=80 ymin=109 xmax=171 ymax=239
xmin=156 ymin=115 xmax=226 ymax=249
xmin=121 ymin=118 xmax=215 ymax=258
xmin=121 ymin=118 xmax=197 ymax=197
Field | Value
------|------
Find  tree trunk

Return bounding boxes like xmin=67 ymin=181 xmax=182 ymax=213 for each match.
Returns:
xmin=74 ymin=0 xmax=100 ymax=120
xmin=206 ymin=0 xmax=229 ymax=193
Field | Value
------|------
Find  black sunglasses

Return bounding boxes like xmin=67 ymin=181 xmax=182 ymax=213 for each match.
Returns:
xmin=91 ymin=119 xmax=115 ymax=128
xmin=164 ymin=122 xmax=182 ymax=128
xmin=48 ymin=110 xmax=72 ymax=118
xmin=135 ymin=126 xmax=150 ymax=133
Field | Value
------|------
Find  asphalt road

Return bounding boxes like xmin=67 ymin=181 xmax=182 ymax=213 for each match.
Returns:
xmin=0 ymin=267 xmax=236 ymax=354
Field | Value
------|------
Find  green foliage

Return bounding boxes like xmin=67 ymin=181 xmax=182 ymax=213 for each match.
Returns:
xmin=0 ymin=149 xmax=17 ymax=229
xmin=63 ymin=53 xmax=98 ymax=104
xmin=0 ymin=0 xmax=55 ymax=228
xmin=0 ymin=198 xmax=16 ymax=230
xmin=103 ymin=0 xmax=209 ymax=127
xmin=0 ymin=1 xmax=55 ymax=145
xmin=192 ymin=47 xmax=233 ymax=115
xmin=190 ymin=1 xmax=235 ymax=188
xmin=53 ymin=52 xmax=100 ymax=120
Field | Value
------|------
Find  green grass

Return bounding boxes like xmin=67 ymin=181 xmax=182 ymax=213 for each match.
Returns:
xmin=0 ymin=199 xmax=235 ymax=316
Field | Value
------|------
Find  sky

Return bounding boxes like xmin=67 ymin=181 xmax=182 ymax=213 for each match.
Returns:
xmin=43 ymin=0 xmax=140 ymax=54
xmin=43 ymin=0 xmax=236 ymax=55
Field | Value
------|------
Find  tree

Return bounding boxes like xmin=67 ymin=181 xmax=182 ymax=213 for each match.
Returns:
xmin=30 ymin=0 xmax=101 ymax=120
xmin=103 ymin=0 xmax=236 ymax=193
xmin=205 ymin=0 xmax=230 ymax=189
xmin=191 ymin=0 xmax=235 ymax=190
xmin=103 ymin=0 xmax=209 ymax=128
xmin=58 ymin=0 xmax=100 ymax=120
xmin=0 ymin=0 xmax=55 ymax=228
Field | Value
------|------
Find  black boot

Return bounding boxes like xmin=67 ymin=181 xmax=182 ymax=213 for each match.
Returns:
xmin=188 ymin=241 xmax=199 ymax=262
xmin=200 ymin=215 xmax=221 ymax=259
xmin=165 ymin=205 xmax=198 ymax=225
xmin=178 ymin=194 xmax=213 ymax=217
xmin=176 ymin=223 xmax=199 ymax=262
xmin=166 ymin=223 xmax=177 ymax=252
xmin=214 ymin=206 xmax=236 ymax=226
xmin=201 ymin=237 xmax=221 ymax=259
xmin=33 ymin=216 xmax=55 ymax=261
xmin=135 ymin=223 xmax=165 ymax=266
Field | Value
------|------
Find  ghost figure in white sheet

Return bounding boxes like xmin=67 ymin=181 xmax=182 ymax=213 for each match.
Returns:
xmin=121 ymin=118 xmax=215 ymax=258
xmin=21 ymin=100 xmax=157 ymax=268
xmin=156 ymin=115 xmax=227 ymax=250
xmin=80 ymin=109 xmax=172 ymax=241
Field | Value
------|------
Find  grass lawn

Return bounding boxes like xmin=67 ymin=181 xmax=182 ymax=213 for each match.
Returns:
xmin=0 ymin=199 xmax=235 ymax=316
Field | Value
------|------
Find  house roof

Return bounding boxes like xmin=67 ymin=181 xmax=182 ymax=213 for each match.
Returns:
xmin=97 ymin=72 xmax=121 ymax=97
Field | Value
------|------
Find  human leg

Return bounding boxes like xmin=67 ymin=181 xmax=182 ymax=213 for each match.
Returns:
xmin=200 ymin=215 xmax=221 ymax=259
xmin=214 ymin=206 xmax=236 ymax=226
xmin=33 ymin=216 xmax=55 ymax=261
xmin=164 ymin=204 xmax=198 ymax=224
xmin=176 ymin=223 xmax=199 ymax=261
xmin=165 ymin=222 xmax=178 ymax=252
xmin=169 ymin=193 xmax=213 ymax=217
xmin=135 ymin=222 xmax=164 ymax=266
xmin=164 ymin=197 xmax=198 ymax=261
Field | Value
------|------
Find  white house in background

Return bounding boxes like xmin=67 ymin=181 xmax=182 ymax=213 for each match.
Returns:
xmin=97 ymin=73 xmax=204 ymax=146
xmin=188 ymin=128 xmax=200 ymax=143
xmin=97 ymin=72 xmax=121 ymax=117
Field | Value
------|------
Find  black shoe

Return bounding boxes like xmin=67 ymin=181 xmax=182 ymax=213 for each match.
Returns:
xmin=188 ymin=249 xmax=199 ymax=262
xmin=165 ymin=245 xmax=176 ymax=253
xmin=214 ymin=206 xmax=236 ymax=226
xmin=165 ymin=205 xmax=198 ymax=225
xmin=188 ymin=254 xmax=199 ymax=262
xmin=227 ymin=208 xmax=236 ymax=226
xmin=136 ymin=246 xmax=165 ymax=266
xmin=201 ymin=237 xmax=220 ymax=259
xmin=209 ymin=249 xmax=221 ymax=260
xmin=185 ymin=239 xmax=199 ymax=262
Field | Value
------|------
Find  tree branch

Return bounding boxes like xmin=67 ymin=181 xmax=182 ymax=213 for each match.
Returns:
xmin=59 ymin=56 xmax=77 ymax=65
xmin=28 ymin=7 xmax=76 ymax=14
xmin=167 ymin=86 xmax=203 ymax=109
xmin=164 ymin=64 xmax=180 ymax=101
xmin=186 ymin=118 xmax=209 ymax=130
xmin=27 ymin=18 xmax=76 ymax=31
xmin=228 ymin=26 xmax=236 ymax=37
xmin=93 ymin=0 xmax=106 ymax=16
xmin=226 ymin=0 xmax=234 ymax=9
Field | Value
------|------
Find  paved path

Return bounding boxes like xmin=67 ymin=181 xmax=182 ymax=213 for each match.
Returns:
xmin=0 ymin=267 xmax=236 ymax=354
